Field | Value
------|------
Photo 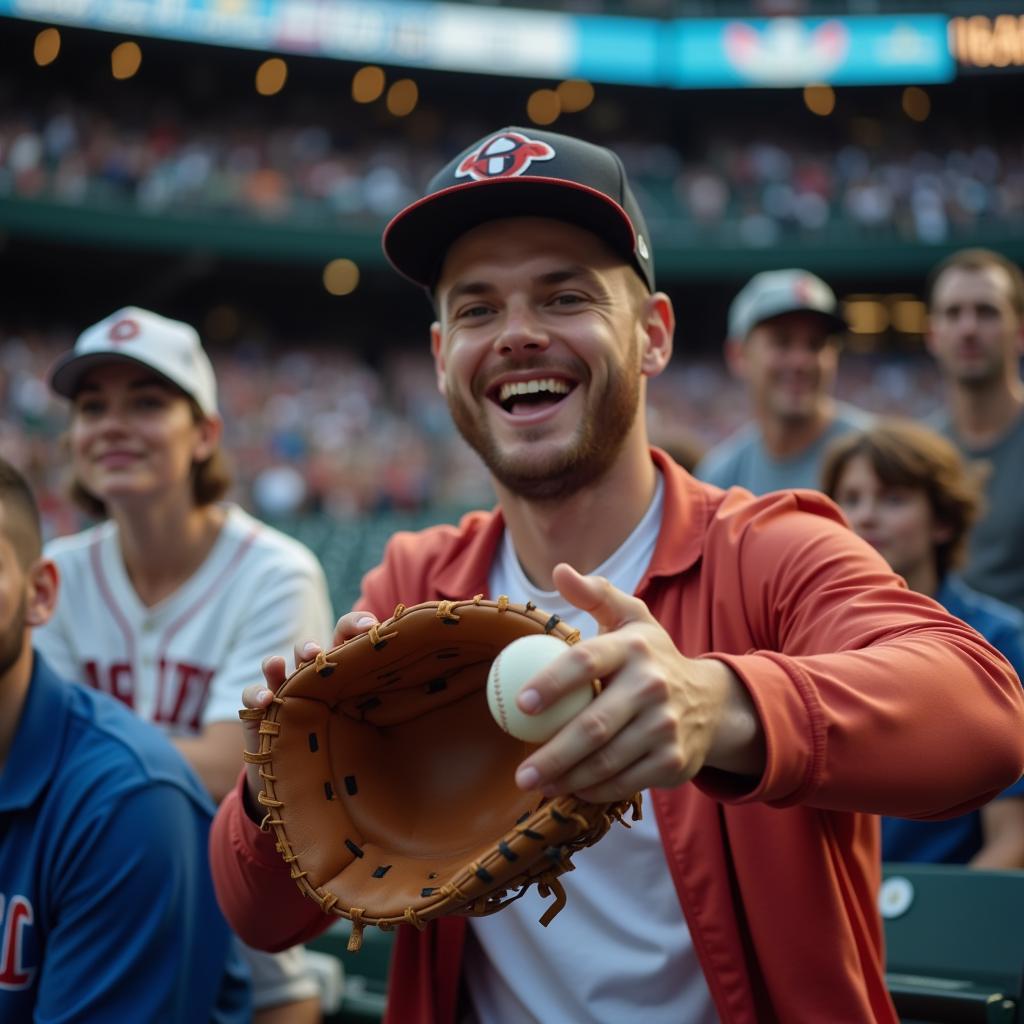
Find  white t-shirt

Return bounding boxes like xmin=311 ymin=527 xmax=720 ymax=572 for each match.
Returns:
xmin=36 ymin=504 xmax=334 ymax=734
xmin=464 ymin=473 xmax=718 ymax=1024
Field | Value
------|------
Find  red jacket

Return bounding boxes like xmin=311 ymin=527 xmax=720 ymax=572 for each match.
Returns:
xmin=211 ymin=450 xmax=1024 ymax=1023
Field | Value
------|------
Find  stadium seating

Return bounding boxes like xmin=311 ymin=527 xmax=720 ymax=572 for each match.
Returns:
xmin=307 ymin=921 xmax=393 ymax=1024
xmin=881 ymin=863 xmax=1024 ymax=1023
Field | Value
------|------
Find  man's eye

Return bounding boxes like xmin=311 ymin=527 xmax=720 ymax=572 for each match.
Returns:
xmin=456 ymin=305 xmax=492 ymax=320
xmin=550 ymin=293 xmax=585 ymax=306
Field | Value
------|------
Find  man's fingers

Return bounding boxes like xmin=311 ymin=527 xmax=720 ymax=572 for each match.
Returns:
xmin=289 ymin=610 xmax=377 ymax=667
xmin=242 ymin=681 xmax=276 ymax=711
xmin=517 ymin=700 xmax=695 ymax=799
xmin=515 ymin=628 xmax=647 ymax=713
xmin=262 ymin=655 xmax=290 ymax=688
xmin=333 ymin=610 xmax=379 ymax=646
xmin=515 ymin=679 xmax=638 ymax=790
xmin=552 ymin=562 xmax=653 ymax=633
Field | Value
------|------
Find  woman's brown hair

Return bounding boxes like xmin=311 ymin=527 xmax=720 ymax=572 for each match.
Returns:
xmin=821 ymin=418 xmax=983 ymax=581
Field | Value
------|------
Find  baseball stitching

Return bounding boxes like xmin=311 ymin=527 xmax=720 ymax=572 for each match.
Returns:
xmin=492 ymin=654 xmax=510 ymax=733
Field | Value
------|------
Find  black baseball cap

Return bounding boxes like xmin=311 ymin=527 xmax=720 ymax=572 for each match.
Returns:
xmin=383 ymin=126 xmax=655 ymax=293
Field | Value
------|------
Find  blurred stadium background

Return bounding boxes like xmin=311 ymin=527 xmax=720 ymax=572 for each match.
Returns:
xmin=1 ymin=0 xmax=1022 ymax=612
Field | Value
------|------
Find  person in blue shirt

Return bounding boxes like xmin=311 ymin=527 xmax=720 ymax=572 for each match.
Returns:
xmin=0 ymin=456 xmax=250 ymax=1022
xmin=822 ymin=418 xmax=1024 ymax=867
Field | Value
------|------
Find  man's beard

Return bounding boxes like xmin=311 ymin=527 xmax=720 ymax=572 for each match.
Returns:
xmin=952 ymin=356 xmax=1004 ymax=390
xmin=447 ymin=360 xmax=642 ymax=502
xmin=0 ymin=593 xmax=27 ymax=681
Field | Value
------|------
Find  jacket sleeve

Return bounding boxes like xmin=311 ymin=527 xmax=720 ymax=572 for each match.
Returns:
xmin=209 ymin=774 xmax=334 ymax=951
xmin=693 ymin=490 xmax=1024 ymax=817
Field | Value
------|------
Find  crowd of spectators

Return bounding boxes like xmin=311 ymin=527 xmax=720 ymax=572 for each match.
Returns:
xmin=3 ymin=93 xmax=1023 ymax=248
xmin=0 ymin=325 xmax=943 ymax=542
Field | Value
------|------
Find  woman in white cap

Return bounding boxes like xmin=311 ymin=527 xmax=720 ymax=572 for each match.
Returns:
xmin=38 ymin=307 xmax=330 ymax=1024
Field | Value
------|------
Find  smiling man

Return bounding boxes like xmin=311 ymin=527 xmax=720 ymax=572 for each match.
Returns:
xmin=925 ymin=248 xmax=1024 ymax=611
xmin=695 ymin=268 xmax=871 ymax=493
xmin=211 ymin=127 xmax=1024 ymax=1024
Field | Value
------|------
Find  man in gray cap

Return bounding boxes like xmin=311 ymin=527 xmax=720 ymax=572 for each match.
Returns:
xmin=695 ymin=268 xmax=870 ymax=493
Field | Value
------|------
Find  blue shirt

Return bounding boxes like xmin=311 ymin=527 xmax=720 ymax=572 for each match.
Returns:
xmin=0 ymin=654 xmax=250 ymax=1023
xmin=882 ymin=576 xmax=1024 ymax=864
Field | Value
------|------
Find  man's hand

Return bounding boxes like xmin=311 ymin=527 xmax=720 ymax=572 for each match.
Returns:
xmin=513 ymin=563 xmax=766 ymax=803
xmin=240 ymin=610 xmax=380 ymax=817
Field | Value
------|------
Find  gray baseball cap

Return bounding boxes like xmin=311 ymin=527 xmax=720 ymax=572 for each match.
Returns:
xmin=728 ymin=269 xmax=846 ymax=340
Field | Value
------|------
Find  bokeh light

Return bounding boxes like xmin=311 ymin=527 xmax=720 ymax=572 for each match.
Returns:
xmin=803 ymin=84 xmax=835 ymax=117
xmin=527 ymin=89 xmax=560 ymax=126
xmin=352 ymin=66 xmax=386 ymax=104
xmin=34 ymin=28 xmax=61 ymax=66
xmin=111 ymin=42 xmax=142 ymax=80
xmin=323 ymin=259 xmax=360 ymax=296
xmin=386 ymin=79 xmax=418 ymax=117
xmin=902 ymin=87 xmax=931 ymax=122
xmin=557 ymin=79 xmax=595 ymax=113
xmin=256 ymin=58 xmax=288 ymax=96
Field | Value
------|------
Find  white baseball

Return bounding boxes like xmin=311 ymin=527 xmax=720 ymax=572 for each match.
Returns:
xmin=486 ymin=633 xmax=594 ymax=743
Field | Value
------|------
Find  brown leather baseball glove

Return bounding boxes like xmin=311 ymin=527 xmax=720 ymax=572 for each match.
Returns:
xmin=241 ymin=596 xmax=642 ymax=952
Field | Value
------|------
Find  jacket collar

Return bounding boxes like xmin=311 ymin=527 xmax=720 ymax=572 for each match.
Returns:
xmin=639 ymin=447 xmax=708 ymax=590
xmin=431 ymin=448 xmax=708 ymax=600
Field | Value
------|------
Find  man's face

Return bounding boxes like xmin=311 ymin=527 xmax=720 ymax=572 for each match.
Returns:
xmin=431 ymin=217 xmax=659 ymax=501
xmin=733 ymin=311 xmax=841 ymax=424
xmin=0 ymin=525 xmax=29 ymax=682
xmin=927 ymin=266 xmax=1024 ymax=389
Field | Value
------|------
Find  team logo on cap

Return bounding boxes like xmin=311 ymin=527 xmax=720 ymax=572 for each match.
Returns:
xmin=455 ymin=132 xmax=556 ymax=182
xmin=107 ymin=318 xmax=141 ymax=344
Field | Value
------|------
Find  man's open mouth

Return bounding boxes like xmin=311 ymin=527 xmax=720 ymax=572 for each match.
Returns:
xmin=493 ymin=377 xmax=575 ymax=415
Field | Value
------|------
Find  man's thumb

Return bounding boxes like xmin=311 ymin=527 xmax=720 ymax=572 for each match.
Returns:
xmin=551 ymin=562 xmax=648 ymax=632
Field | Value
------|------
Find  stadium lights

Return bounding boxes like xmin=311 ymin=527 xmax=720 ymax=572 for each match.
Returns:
xmin=902 ymin=86 xmax=930 ymax=122
xmin=353 ymin=66 xmax=386 ymax=103
xmin=556 ymin=79 xmax=594 ymax=113
xmin=889 ymin=296 xmax=928 ymax=336
xmin=386 ymin=79 xmax=418 ymax=117
xmin=527 ymin=88 xmax=560 ymax=125
xmin=323 ymin=259 xmax=359 ymax=296
xmin=256 ymin=57 xmax=288 ymax=96
xmin=843 ymin=297 xmax=890 ymax=336
xmin=111 ymin=41 xmax=142 ymax=80
xmin=33 ymin=27 xmax=60 ymax=66
xmin=803 ymin=83 xmax=835 ymax=116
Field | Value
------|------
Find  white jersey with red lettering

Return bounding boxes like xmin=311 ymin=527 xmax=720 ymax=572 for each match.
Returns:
xmin=36 ymin=503 xmax=334 ymax=734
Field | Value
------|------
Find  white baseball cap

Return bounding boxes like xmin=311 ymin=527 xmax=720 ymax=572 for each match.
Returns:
xmin=49 ymin=307 xmax=218 ymax=416
xmin=728 ymin=269 xmax=846 ymax=341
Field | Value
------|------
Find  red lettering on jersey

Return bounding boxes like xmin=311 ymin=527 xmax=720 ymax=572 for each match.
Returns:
xmin=0 ymin=895 xmax=35 ymax=989
xmin=82 ymin=661 xmax=135 ymax=708
xmin=154 ymin=660 xmax=214 ymax=733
